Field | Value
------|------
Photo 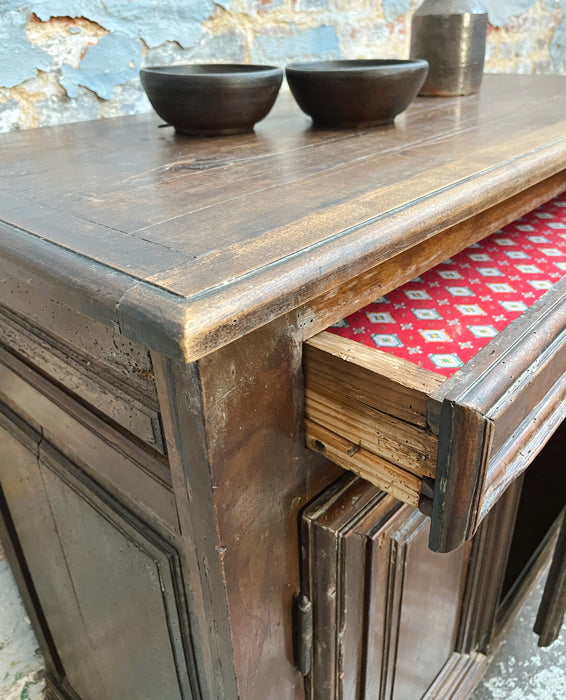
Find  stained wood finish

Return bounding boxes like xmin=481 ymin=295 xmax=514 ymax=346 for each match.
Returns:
xmin=304 ymin=275 xmax=565 ymax=552
xmin=0 ymin=410 xmax=66 ymax=685
xmin=0 ymin=348 xmax=176 ymax=533
xmin=301 ymin=475 xmax=470 ymax=700
xmin=191 ymin=313 xmax=341 ymax=700
xmin=0 ymin=308 xmax=165 ymax=454
xmin=534 ymin=507 xmax=566 ymax=646
xmin=151 ymin=353 xmax=239 ymax=700
xmin=0 ymin=281 xmax=158 ymax=401
xmin=457 ymin=476 xmax=524 ymax=654
xmin=0 ymin=416 xmax=197 ymax=700
xmin=1 ymin=77 xmax=565 ymax=361
xmin=430 ymin=274 xmax=566 ymax=552
xmin=300 ymin=170 xmax=566 ymax=340
xmin=1 ymin=75 xmax=566 ymax=700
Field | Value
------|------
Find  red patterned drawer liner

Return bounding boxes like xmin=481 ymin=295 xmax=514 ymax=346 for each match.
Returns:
xmin=328 ymin=193 xmax=566 ymax=378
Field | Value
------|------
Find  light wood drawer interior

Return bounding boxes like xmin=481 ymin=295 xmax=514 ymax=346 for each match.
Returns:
xmin=305 ymin=195 xmax=566 ymax=551
xmin=305 ymin=333 xmax=442 ymax=507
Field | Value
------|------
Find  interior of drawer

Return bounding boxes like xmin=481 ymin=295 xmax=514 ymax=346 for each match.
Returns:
xmin=305 ymin=193 xmax=566 ymax=506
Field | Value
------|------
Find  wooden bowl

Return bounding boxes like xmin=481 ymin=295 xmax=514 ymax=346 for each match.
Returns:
xmin=140 ymin=64 xmax=284 ymax=136
xmin=285 ymin=59 xmax=429 ymax=128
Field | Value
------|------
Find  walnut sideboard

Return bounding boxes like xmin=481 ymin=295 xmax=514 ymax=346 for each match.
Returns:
xmin=1 ymin=75 xmax=565 ymax=700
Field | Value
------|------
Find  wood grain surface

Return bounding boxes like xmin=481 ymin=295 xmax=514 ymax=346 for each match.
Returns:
xmin=1 ymin=75 xmax=565 ymax=361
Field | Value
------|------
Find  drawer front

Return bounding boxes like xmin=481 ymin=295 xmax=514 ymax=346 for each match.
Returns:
xmin=0 ymin=305 xmax=165 ymax=455
xmin=430 ymin=274 xmax=566 ymax=551
xmin=0 ymin=346 xmax=177 ymax=534
xmin=305 ymin=277 xmax=566 ymax=552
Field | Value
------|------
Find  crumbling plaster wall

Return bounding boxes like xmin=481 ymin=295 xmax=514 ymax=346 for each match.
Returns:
xmin=0 ymin=0 xmax=564 ymax=132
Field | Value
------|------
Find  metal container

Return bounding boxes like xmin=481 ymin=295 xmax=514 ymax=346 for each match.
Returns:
xmin=409 ymin=0 xmax=488 ymax=96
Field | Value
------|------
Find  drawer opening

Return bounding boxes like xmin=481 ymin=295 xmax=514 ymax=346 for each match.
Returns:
xmin=305 ymin=193 xmax=566 ymax=540
xmin=325 ymin=193 xmax=566 ymax=379
xmin=499 ymin=420 xmax=566 ymax=608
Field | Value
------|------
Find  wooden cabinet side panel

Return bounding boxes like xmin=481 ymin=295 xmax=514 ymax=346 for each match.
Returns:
xmin=0 ymin=418 xmax=196 ymax=700
xmin=195 ymin=314 xmax=342 ymax=700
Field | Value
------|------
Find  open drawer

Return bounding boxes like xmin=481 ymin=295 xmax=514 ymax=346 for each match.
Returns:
xmin=305 ymin=201 xmax=566 ymax=553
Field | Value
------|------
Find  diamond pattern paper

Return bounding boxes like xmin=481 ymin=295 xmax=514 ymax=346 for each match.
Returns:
xmin=328 ymin=193 xmax=566 ymax=378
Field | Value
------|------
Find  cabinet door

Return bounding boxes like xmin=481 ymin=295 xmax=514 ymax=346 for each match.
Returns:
xmin=300 ymin=475 xmax=470 ymax=700
xmin=0 ymin=413 xmax=197 ymax=700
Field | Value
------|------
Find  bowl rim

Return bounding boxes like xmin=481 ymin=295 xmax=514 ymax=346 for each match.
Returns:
xmin=140 ymin=63 xmax=283 ymax=79
xmin=285 ymin=59 xmax=429 ymax=75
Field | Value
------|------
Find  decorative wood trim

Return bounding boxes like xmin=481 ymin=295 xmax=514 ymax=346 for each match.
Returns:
xmin=534 ymin=507 xmax=566 ymax=647
xmin=0 ymin=349 xmax=177 ymax=534
xmin=430 ymin=276 xmax=566 ymax=552
xmin=44 ymin=676 xmax=82 ymax=700
xmin=152 ymin=353 xmax=239 ymax=700
xmin=457 ymin=476 xmax=523 ymax=654
xmin=421 ymin=651 xmax=492 ymax=700
xmin=39 ymin=443 xmax=200 ymax=700
xmin=0 ymin=482 xmax=65 ymax=684
xmin=0 ymin=309 xmax=165 ymax=455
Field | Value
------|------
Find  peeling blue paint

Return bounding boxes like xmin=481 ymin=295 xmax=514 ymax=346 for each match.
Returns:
xmin=60 ymin=32 xmax=141 ymax=100
xmin=0 ymin=10 xmax=50 ymax=88
xmin=28 ymin=0 xmax=213 ymax=48
xmin=383 ymin=0 xmax=412 ymax=23
xmin=145 ymin=32 xmax=247 ymax=66
xmin=485 ymin=0 xmax=538 ymax=26
xmin=296 ymin=0 xmax=331 ymax=9
xmin=0 ymin=0 xmax=564 ymax=132
xmin=251 ymin=25 xmax=340 ymax=65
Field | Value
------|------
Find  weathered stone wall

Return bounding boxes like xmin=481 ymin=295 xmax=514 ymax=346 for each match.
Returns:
xmin=0 ymin=0 xmax=564 ymax=131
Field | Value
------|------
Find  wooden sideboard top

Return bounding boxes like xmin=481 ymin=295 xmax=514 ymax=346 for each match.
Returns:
xmin=1 ymin=74 xmax=565 ymax=361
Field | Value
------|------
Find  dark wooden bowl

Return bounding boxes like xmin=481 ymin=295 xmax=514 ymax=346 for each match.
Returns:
xmin=140 ymin=64 xmax=284 ymax=136
xmin=285 ymin=59 xmax=429 ymax=128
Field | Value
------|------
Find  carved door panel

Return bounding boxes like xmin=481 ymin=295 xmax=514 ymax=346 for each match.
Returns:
xmin=0 ymin=412 xmax=197 ymax=700
xmin=300 ymin=475 xmax=470 ymax=700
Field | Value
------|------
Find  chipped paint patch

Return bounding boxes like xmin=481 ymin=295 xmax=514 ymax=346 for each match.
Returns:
xmin=487 ymin=0 xmax=539 ymax=27
xmin=29 ymin=0 xmax=214 ymax=48
xmin=551 ymin=14 xmax=566 ymax=73
xmin=0 ymin=10 xmax=50 ymax=88
xmin=484 ymin=0 xmax=564 ymax=74
xmin=383 ymin=0 xmax=413 ymax=23
xmin=60 ymin=32 xmax=141 ymax=99
xmin=251 ymin=24 xmax=340 ymax=63
xmin=26 ymin=14 xmax=108 ymax=70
